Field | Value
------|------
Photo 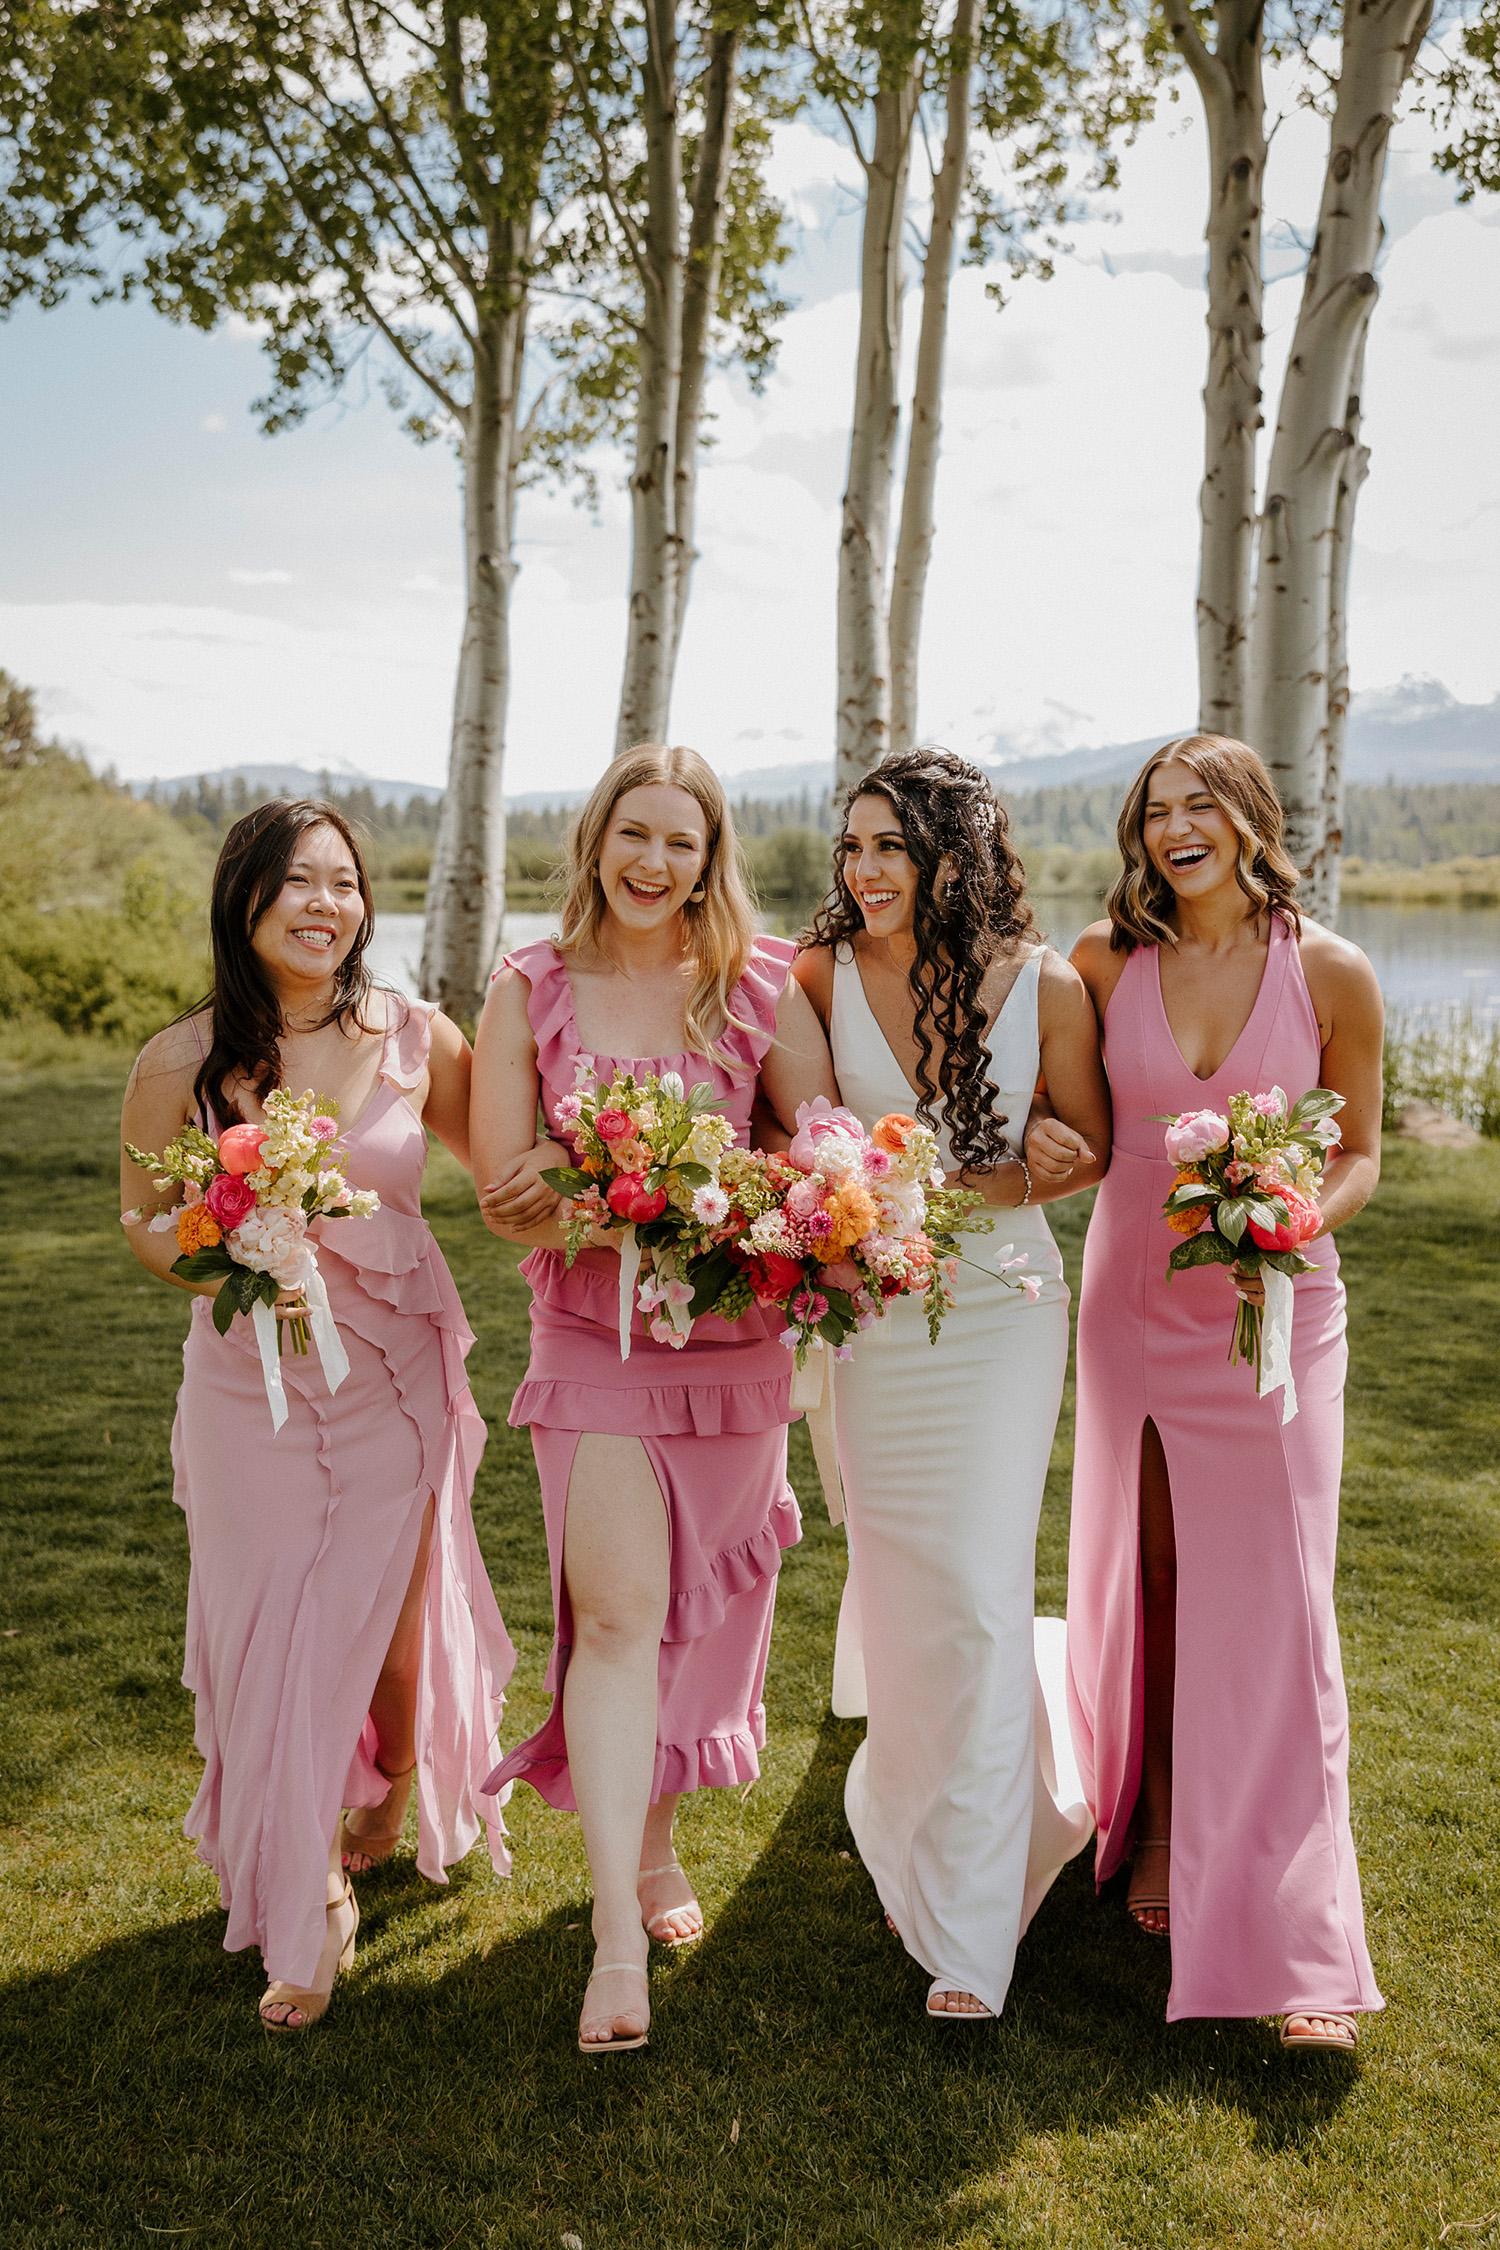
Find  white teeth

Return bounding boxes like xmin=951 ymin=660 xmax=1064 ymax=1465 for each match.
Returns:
xmin=292 ymin=928 xmax=334 ymax=945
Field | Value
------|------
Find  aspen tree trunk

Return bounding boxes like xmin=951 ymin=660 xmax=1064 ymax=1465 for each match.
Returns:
xmin=614 ymin=0 xmax=685 ymax=754
xmin=1247 ymin=0 xmax=1432 ymax=883
xmin=670 ymin=23 xmax=740 ymax=676
xmin=1165 ymin=0 xmax=1265 ymax=739
xmin=1317 ymin=335 xmax=1369 ymax=924
xmin=836 ymin=58 xmax=924 ymax=795
xmin=887 ymin=0 xmax=978 ymax=756
xmin=421 ymin=285 xmax=525 ymax=1024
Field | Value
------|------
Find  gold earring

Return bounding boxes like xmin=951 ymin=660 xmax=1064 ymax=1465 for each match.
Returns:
xmin=688 ymin=884 xmax=705 ymax=903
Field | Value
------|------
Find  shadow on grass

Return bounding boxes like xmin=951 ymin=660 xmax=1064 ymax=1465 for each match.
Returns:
xmin=0 ymin=1715 xmax=1358 ymax=2250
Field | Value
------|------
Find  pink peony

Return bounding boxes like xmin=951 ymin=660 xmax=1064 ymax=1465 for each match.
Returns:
xmin=787 ymin=1096 xmax=868 ymax=1175
xmin=595 ymin=1107 xmax=636 ymax=1143
xmin=1163 ymin=1109 xmax=1230 ymax=1166
xmin=818 ymin=1258 xmax=862 ymax=1293
xmin=205 ymin=1172 xmax=257 ymax=1228
xmin=786 ymin=1177 xmax=828 ymax=1222
xmin=1246 ymin=1185 xmax=1322 ymax=1252
xmin=217 ymin=1123 xmax=267 ymax=1176
xmin=606 ymin=1172 xmax=668 ymax=1224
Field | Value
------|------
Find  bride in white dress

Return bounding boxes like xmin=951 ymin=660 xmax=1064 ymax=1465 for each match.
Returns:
xmin=793 ymin=748 xmax=1111 ymax=2020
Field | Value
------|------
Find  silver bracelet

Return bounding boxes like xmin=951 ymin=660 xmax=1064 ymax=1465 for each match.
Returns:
xmin=1007 ymin=1151 xmax=1033 ymax=1206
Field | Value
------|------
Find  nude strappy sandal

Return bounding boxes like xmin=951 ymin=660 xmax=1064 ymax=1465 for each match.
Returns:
xmin=637 ymin=1858 xmax=703 ymax=1947
xmin=338 ymin=1758 xmax=416 ymax=1873
xmin=1127 ymin=1837 xmax=1171 ymax=1934
xmin=1280 ymin=2011 xmax=1360 ymax=2053
xmin=926 ymin=1983 xmax=996 ymax=2022
xmin=578 ymin=1961 xmax=650 ymax=2055
xmin=259 ymin=1878 xmax=359 ymax=2033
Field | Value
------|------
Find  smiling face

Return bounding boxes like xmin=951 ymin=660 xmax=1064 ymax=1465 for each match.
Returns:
xmin=596 ymin=783 xmax=710 ymax=932
xmin=839 ymin=793 xmax=920 ymax=937
xmin=249 ymin=821 xmax=365 ymax=991
xmin=1141 ymin=761 xmax=1243 ymax=904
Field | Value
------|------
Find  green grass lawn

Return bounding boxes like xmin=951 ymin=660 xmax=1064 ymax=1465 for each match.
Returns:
xmin=2 ymin=1048 xmax=1498 ymax=2248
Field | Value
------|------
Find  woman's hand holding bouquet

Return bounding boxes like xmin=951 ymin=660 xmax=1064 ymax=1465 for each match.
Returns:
xmin=1159 ymin=1085 xmax=1344 ymax=1401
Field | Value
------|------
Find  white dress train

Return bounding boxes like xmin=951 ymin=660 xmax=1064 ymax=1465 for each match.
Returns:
xmin=827 ymin=944 xmax=1093 ymax=2016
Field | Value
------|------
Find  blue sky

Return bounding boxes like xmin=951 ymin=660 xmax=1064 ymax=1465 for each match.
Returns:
xmin=2 ymin=75 xmax=1497 ymax=796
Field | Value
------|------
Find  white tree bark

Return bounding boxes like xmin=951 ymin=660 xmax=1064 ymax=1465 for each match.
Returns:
xmin=420 ymin=285 xmax=525 ymax=1023
xmin=1166 ymin=0 xmax=1265 ymax=740
xmin=836 ymin=59 xmax=923 ymax=795
xmin=1316 ymin=335 xmax=1369 ymax=924
xmin=1247 ymin=0 xmax=1432 ymax=881
xmin=888 ymin=0 xmax=978 ymax=756
xmin=670 ymin=23 xmax=740 ymax=677
xmin=614 ymin=0 xmax=686 ymax=754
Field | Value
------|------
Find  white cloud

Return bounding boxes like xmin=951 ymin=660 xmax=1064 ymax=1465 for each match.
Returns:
xmin=201 ymin=412 xmax=228 ymax=433
xmin=226 ymin=568 xmax=296 ymax=586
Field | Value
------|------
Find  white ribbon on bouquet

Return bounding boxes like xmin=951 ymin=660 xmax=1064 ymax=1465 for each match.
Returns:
xmin=249 ymin=1263 xmax=350 ymax=1434
xmin=617 ymin=1224 xmax=643 ymax=1362
xmin=1258 ymin=1265 xmax=1298 ymax=1424
xmin=789 ymin=1340 xmax=846 ymax=1527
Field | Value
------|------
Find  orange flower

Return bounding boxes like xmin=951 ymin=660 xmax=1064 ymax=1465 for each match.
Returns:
xmin=816 ymin=1179 xmax=879 ymax=1260
xmin=176 ymin=1204 xmax=223 ymax=1255
xmin=872 ymin=1113 xmax=919 ymax=1155
xmin=1165 ymin=1166 xmax=1209 ymax=1237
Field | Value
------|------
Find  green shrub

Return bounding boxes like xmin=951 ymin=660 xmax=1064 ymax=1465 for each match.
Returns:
xmin=1383 ymin=1004 xmax=1500 ymax=1138
xmin=746 ymin=827 xmax=832 ymax=912
xmin=0 ymin=905 xmax=209 ymax=1044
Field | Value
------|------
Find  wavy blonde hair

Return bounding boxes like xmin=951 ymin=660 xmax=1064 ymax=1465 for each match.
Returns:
xmin=1107 ymin=734 xmax=1302 ymax=954
xmin=558 ymin=743 xmax=757 ymax=1061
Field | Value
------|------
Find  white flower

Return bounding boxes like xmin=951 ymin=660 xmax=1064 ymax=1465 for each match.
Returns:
xmin=231 ymin=1206 xmax=315 ymax=1291
xmin=873 ymin=1180 xmax=926 ymax=1238
xmin=691 ymin=1184 xmax=731 ymax=1225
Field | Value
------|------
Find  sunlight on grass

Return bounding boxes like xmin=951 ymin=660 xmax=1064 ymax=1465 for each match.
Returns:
xmin=2 ymin=1065 xmax=1498 ymax=2246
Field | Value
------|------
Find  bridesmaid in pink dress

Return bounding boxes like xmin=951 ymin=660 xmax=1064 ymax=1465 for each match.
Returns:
xmin=471 ymin=745 xmax=838 ymax=2056
xmin=1040 ymin=737 xmax=1385 ymax=2051
xmin=121 ymin=801 xmax=513 ymax=2032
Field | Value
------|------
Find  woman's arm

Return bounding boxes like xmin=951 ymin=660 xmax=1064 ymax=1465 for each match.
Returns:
xmin=1300 ymin=923 xmax=1384 ymax=1236
xmin=469 ymin=967 xmax=599 ymax=1253
xmin=1019 ymin=953 xmax=1113 ymax=1204
xmin=756 ymin=971 xmax=841 ymax=1135
xmin=419 ymin=1009 xmax=474 ymax=1170
xmin=119 ymin=1024 xmax=227 ymax=1297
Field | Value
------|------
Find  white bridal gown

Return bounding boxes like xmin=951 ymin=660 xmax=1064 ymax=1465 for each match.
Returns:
xmin=827 ymin=944 xmax=1093 ymax=2016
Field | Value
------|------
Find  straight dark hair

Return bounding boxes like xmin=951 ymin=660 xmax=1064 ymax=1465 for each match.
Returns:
xmin=187 ymin=799 xmax=378 ymax=1126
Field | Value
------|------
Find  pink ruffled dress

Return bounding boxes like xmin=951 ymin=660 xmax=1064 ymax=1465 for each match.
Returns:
xmin=171 ymin=997 xmax=515 ymax=1990
xmin=482 ymin=938 xmax=803 ymax=1810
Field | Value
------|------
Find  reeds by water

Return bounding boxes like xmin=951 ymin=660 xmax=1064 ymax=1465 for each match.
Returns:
xmin=1383 ymin=1003 xmax=1500 ymax=1138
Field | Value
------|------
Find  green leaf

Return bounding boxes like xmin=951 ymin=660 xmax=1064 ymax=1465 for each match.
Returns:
xmin=1215 ymin=1199 xmax=1249 ymax=1245
xmin=1288 ymin=1088 xmax=1343 ymax=1127
xmin=684 ymin=1246 xmax=735 ymax=1317
xmin=541 ymin=1167 xmax=592 ymax=1195
xmin=1164 ymin=1184 xmax=1216 ymax=1211
xmin=822 ymin=1288 xmax=857 ymax=1321
xmin=816 ymin=1311 xmax=853 ymax=1345
xmin=171 ymin=1245 xmax=236 ymax=1284
xmin=211 ymin=1283 xmax=238 ymax=1335
xmin=673 ymin=1162 xmax=712 ymax=1188
xmin=1168 ymin=1233 xmax=1237 ymax=1271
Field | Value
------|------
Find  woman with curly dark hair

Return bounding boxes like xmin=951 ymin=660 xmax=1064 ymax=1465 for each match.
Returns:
xmin=793 ymin=746 xmax=1110 ymax=2022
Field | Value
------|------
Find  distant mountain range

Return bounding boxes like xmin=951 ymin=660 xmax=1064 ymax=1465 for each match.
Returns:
xmin=136 ymin=677 xmax=1500 ymax=810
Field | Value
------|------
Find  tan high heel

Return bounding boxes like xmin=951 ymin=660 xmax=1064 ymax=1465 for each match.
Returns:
xmin=637 ymin=1858 xmax=703 ymax=1947
xmin=259 ymin=1878 xmax=359 ymax=2032
xmin=578 ymin=1961 xmax=650 ymax=2055
xmin=1127 ymin=1838 xmax=1171 ymax=1934
xmin=338 ymin=1758 xmax=416 ymax=1873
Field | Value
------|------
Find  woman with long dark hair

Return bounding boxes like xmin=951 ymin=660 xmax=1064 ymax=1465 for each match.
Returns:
xmin=121 ymin=800 xmax=512 ymax=2032
xmin=1047 ymin=736 xmax=1384 ymax=2050
xmin=793 ymin=747 xmax=1111 ymax=2022
xmin=471 ymin=744 xmax=838 ymax=2056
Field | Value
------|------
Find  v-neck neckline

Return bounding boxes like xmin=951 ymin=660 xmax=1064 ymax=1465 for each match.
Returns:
xmin=847 ymin=944 xmax=1037 ymax=1103
xmin=1152 ymin=921 xmax=1280 ymax=1086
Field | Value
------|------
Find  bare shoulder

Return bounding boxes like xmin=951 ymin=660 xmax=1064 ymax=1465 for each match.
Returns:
xmin=128 ymin=1009 xmax=209 ymax=1095
xmin=1035 ymin=943 xmax=1094 ymax=1026
xmin=1069 ymin=920 xmax=1130 ymax=1006
xmin=427 ymin=1005 xmax=473 ymax=1064
xmin=475 ymin=959 xmax=540 ymax=1056
xmin=791 ymin=941 xmax=835 ymax=1026
xmin=1296 ymin=916 xmax=1383 ymax=1019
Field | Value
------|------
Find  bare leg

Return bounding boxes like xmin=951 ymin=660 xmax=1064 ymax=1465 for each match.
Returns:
xmin=342 ymin=1494 xmax=435 ymax=1873
xmin=563 ymin=1435 xmax=670 ymax=2046
xmin=1129 ymin=1419 xmax=1176 ymax=1935
xmin=638 ymin=1792 xmax=703 ymax=1945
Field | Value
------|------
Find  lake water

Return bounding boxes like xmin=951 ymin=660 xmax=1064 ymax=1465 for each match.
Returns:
xmin=366 ymin=902 xmax=1500 ymax=1022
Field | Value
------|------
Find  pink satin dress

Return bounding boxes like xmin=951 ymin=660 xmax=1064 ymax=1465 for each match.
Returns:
xmin=483 ymin=938 xmax=802 ymax=1812
xmin=172 ymin=997 xmax=515 ymax=1990
xmin=1065 ymin=914 xmax=1382 ymax=2021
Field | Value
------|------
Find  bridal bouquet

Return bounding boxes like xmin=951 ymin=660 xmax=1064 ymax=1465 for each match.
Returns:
xmin=722 ymin=1097 xmax=1002 ymax=1373
xmin=1159 ymin=1084 xmax=1344 ymax=1412
xmin=540 ymin=1065 xmax=745 ymax=1353
xmin=126 ymin=1089 xmax=379 ymax=1429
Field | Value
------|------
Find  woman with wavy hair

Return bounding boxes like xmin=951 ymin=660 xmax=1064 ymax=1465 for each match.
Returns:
xmin=120 ymin=800 xmax=512 ymax=2032
xmin=793 ymin=747 xmax=1111 ymax=2022
xmin=471 ymin=743 xmax=837 ymax=2055
xmin=1041 ymin=736 xmax=1384 ymax=2050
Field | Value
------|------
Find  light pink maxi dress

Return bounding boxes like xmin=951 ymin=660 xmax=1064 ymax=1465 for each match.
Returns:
xmin=172 ymin=998 xmax=515 ymax=1990
xmin=483 ymin=938 xmax=802 ymax=1812
xmin=1066 ymin=914 xmax=1383 ymax=2022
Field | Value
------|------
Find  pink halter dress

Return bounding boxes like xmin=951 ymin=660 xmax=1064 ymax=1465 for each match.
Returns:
xmin=483 ymin=938 xmax=802 ymax=1811
xmin=172 ymin=997 xmax=515 ymax=1990
xmin=1065 ymin=914 xmax=1382 ymax=2020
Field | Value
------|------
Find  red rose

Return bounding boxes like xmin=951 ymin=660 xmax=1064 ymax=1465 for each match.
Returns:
xmin=205 ymin=1172 xmax=257 ymax=1229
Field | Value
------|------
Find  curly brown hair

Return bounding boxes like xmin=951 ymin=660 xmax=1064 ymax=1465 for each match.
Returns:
xmin=804 ymin=747 xmax=1036 ymax=1171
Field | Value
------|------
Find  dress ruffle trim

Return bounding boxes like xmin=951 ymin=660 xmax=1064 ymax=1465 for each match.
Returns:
xmin=517 ymin=1243 xmax=782 ymax=1348
xmin=502 ymin=934 xmax=796 ymax=1107
xmin=378 ymin=993 xmax=435 ymax=1090
xmin=508 ymin=1370 xmax=793 ymax=1437
xmin=665 ymin=1485 xmax=801 ymax=1644
xmin=483 ymin=1699 xmax=767 ymax=1813
xmin=315 ymin=1208 xmax=477 ymax=1351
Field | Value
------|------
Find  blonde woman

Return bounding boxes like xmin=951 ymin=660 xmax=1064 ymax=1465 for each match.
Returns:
xmin=471 ymin=745 xmax=837 ymax=2056
xmin=1044 ymin=737 xmax=1385 ymax=2051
